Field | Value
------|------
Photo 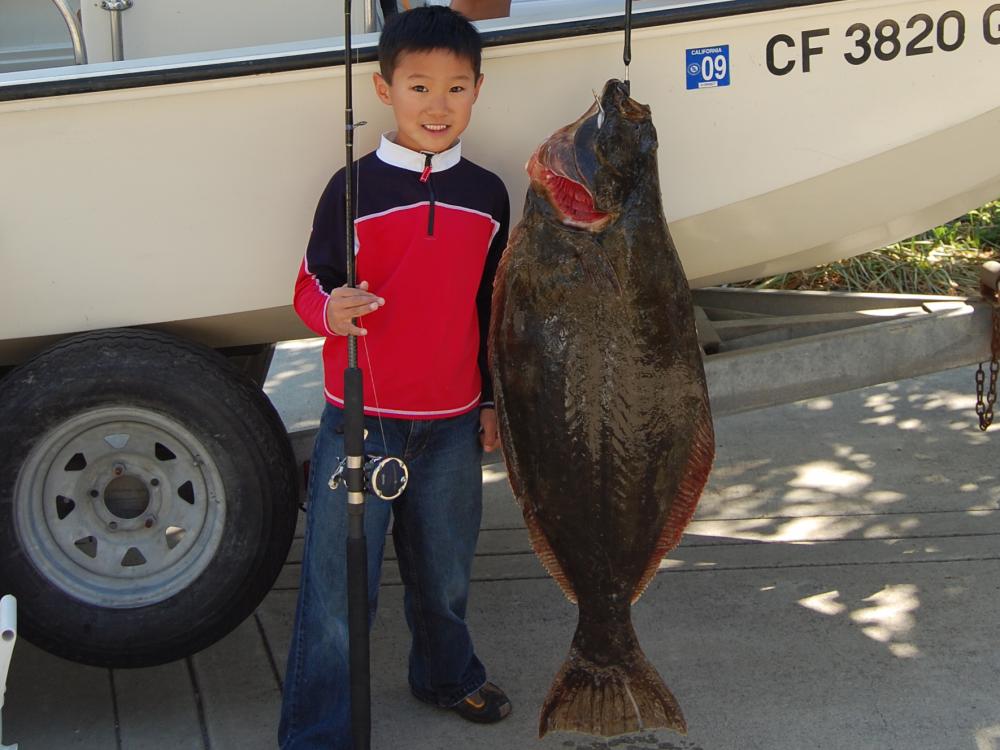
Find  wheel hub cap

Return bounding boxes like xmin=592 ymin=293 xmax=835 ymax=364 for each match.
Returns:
xmin=15 ymin=407 xmax=227 ymax=608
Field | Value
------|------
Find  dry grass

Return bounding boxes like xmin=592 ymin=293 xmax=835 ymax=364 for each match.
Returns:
xmin=734 ymin=200 xmax=1000 ymax=297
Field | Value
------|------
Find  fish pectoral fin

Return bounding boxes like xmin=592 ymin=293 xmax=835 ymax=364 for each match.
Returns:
xmin=522 ymin=501 xmax=578 ymax=604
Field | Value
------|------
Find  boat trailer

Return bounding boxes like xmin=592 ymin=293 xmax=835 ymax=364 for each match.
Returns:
xmin=285 ymin=280 xmax=1000 ymax=464
xmin=694 ymin=285 xmax=996 ymax=419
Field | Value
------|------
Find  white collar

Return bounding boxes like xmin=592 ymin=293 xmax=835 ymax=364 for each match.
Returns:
xmin=376 ymin=132 xmax=462 ymax=174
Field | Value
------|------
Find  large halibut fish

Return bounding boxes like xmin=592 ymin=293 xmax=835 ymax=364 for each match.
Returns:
xmin=489 ymin=80 xmax=715 ymax=737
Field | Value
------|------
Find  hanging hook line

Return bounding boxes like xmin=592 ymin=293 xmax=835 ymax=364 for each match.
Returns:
xmin=623 ymin=0 xmax=633 ymax=93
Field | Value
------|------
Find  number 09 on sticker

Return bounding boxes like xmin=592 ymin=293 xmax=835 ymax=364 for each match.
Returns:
xmin=686 ymin=45 xmax=731 ymax=89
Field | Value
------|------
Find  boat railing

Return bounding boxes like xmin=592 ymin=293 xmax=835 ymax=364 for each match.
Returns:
xmin=49 ymin=0 xmax=87 ymax=65
xmin=101 ymin=0 xmax=132 ymax=62
xmin=42 ymin=0 xmax=384 ymax=68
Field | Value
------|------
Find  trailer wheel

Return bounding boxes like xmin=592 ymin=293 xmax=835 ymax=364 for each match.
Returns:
xmin=0 ymin=329 xmax=297 ymax=667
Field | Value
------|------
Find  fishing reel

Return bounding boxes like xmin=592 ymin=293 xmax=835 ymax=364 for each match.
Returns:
xmin=328 ymin=453 xmax=409 ymax=501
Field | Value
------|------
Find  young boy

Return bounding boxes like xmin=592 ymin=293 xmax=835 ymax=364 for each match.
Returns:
xmin=278 ymin=8 xmax=511 ymax=749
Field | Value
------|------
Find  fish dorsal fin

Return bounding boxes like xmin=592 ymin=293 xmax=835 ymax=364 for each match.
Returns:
xmin=631 ymin=409 xmax=715 ymax=604
xmin=522 ymin=501 xmax=578 ymax=604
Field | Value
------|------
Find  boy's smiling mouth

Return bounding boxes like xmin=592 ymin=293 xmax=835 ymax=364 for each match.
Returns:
xmin=423 ymin=124 xmax=449 ymax=132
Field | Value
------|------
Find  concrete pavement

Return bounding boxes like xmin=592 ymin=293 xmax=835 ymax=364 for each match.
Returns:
xmin=5 ymin=338 xmax=1000 ymax=750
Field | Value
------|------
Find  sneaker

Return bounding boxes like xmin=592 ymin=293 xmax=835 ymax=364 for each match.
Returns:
xmin=451 ymin=682 xmax=512 ymax=724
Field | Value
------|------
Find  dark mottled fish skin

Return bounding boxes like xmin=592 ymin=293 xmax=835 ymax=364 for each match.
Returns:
xmin=489 ymin=80 xmax=715 ymax=738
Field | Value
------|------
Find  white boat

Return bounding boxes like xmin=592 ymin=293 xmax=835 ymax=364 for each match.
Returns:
xmin=2 ymin=0 xmax=999 ymax=363
xmin=1 ymin=0 xmax=998 ymax=668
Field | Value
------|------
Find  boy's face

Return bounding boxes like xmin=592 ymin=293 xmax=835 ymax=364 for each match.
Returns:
xmin=374 ymin=49 xmax=484 ymax=154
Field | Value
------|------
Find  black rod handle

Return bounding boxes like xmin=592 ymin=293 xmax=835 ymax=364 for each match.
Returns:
xmin=344 ymin=367 xmax=365 ymax=465
xmin=344 ymin=365 xmax=369 ymax=750
xmin=347 ymin=528 xmax=370 ymax=750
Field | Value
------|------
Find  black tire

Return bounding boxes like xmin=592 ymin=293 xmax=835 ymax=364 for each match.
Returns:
xmin=0 ymin=329 xmax=298 ymax=667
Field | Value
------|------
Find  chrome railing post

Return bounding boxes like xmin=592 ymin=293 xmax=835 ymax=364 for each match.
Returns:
xmin=101 ymin=0 xmax=134 ymax=62
xmin=365 ymin=0 xmax=381 ymax=32
xmin=49 ymin=0 xmax=88 ymax=64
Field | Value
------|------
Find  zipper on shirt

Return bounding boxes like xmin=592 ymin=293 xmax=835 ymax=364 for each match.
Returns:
xmin=420 ymin=152 xmax=435 ymax=236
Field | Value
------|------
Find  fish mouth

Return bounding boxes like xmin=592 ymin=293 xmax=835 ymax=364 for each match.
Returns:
xmin=527 ymin=99 xmax=612 ymax=232
xmin=528 ymin=80 xmax=652 ymax=231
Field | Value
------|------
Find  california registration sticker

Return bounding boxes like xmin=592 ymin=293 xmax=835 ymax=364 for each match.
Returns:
xmin=686 ymin=45 xmax=731 ymax=89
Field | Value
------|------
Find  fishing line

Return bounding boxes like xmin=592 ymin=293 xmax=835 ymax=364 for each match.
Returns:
xmin=360 ymin=327 xmax=390 ymax=453
xmin=593 ymin=89 xmax=605 ymax=128
xmin=353 ymin=154 xmax=391 ymax=456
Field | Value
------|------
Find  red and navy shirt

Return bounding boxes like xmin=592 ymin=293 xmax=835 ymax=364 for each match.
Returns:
xmin=294 ymin=134 xmax=510 ymax=420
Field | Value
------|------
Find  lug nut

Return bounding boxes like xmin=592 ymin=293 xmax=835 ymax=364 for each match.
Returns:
xmin=89 ymin=489 xmax=99 ymax=498
xmin=112 ymin=463 xmax=125 ymax=477
xmin=108 ymin=521 xmax=118 ymax=530
xmin=144 ymin=516 xmax=156 ymax=529
xmin=150 ymin=478 xmax=160 ymax=487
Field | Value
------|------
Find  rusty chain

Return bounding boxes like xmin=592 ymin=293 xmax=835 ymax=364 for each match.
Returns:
xmin=976 ymin=264 xmax=1000 ymax=430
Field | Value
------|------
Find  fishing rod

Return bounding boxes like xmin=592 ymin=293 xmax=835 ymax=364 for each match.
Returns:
xmin=336 ymin=4 xmax=408 ymax=749
xmin=340 ymin=1 xmax=373 ymax=748
xmin=341 ymin=3 xmax=370 ymax=748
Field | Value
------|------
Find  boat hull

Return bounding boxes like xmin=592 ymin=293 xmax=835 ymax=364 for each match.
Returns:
xmin=2 ymin=0 xmax=999 ymax=363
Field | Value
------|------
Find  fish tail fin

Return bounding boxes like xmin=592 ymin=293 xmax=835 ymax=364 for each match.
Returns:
xmin=539 ymin=626 xmax=686 ymax=738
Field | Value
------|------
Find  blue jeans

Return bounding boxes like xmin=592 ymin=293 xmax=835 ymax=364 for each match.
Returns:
xmin=279 ymin=404 xmax=487 ymax=749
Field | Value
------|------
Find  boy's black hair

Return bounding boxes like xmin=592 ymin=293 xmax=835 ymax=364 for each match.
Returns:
xmin=378 ymin=6 xmax=482 ymax=83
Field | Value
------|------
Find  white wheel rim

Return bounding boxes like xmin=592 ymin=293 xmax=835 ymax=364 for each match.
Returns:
xmin=15 ymin=407 xmax=227 ymax=608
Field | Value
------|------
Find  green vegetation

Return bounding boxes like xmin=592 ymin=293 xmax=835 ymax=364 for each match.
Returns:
xmin=737 ymin=199 xmax=1000 ymax=297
